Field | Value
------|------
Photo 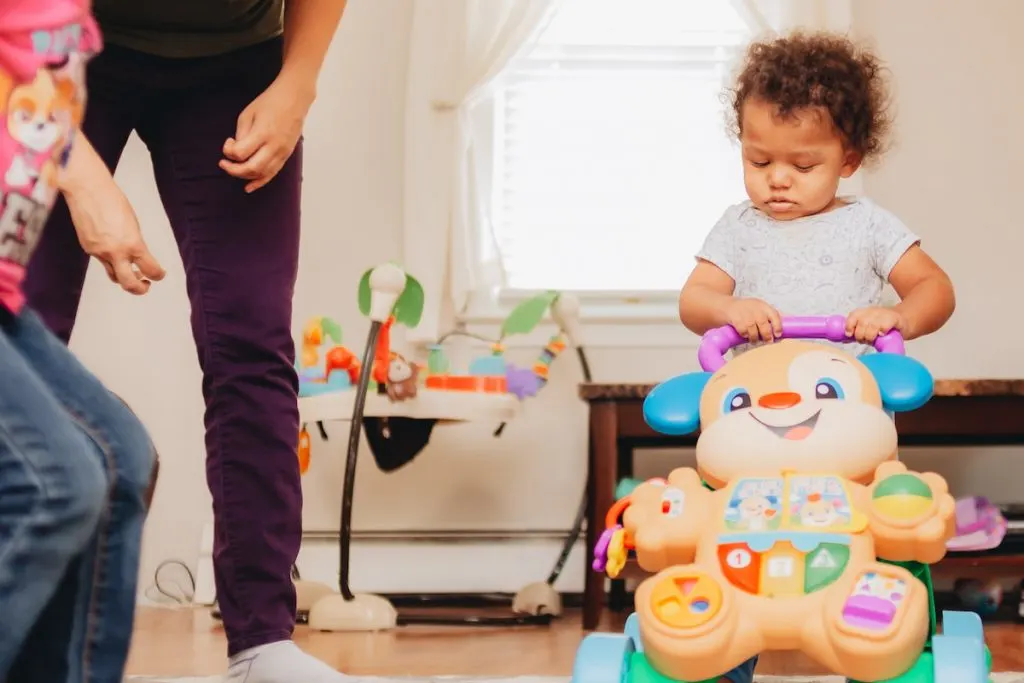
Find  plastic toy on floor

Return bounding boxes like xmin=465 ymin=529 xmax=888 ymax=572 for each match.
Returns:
xmin=576 ymin=316 xmax=991 ymax=683
xmin=947 ymin=496 xmax=1007 ymax=552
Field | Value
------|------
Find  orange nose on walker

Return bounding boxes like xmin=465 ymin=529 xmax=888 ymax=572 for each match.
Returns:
xmin=757 ymin=391 xmax=801 ymax=409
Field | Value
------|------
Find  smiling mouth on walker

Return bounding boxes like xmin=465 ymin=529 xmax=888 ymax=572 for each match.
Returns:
xmin=751 ymin=410 xmax=821 ymax=440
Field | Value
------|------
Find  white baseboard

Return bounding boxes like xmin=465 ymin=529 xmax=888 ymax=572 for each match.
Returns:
xmin=192 ymin=523 xmax=589 ymax=606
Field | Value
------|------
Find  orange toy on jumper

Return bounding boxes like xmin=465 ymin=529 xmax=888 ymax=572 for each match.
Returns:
xmin=372 ymin=315 xmax=419 ymax=400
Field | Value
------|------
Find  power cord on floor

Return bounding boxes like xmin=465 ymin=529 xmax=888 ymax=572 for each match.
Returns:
xmin=145 ymin=559 xmax=196 ymax=606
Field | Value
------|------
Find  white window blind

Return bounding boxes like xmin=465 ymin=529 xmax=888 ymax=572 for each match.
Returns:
xmin=488 ymin=0 xmax=754 ymax=296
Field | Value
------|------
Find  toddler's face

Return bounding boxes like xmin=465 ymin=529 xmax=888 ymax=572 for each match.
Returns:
xmin=739 ymin=98 xmax=860 ymax=221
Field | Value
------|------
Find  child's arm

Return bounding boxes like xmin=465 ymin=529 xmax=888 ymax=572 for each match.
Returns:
xmin=680 ymin=260 xmax=782 ymax=342
xmin=678 ymin=259 xmax=736 ymax=333
xmin=888 ymin=246 xmax=955 ymax=339
xmin=846 ymin=204 xmax=955 ymax=343
xmin=681 ymin=205 xmax=782 ymax=342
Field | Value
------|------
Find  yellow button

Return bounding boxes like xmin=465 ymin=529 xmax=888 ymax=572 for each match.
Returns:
xmin=649 ymin=571 xmax=722 ymax=629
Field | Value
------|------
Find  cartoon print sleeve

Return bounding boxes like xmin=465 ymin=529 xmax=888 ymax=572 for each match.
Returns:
xmin=0 ymin=0 xmax=100 ymax=313
xmin=0 ymin=1 xmax=101 ymax=81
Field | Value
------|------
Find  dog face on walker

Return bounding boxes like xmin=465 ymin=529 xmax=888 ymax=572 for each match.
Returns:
xmin=620 ymin=340 xmax=956 ymax=682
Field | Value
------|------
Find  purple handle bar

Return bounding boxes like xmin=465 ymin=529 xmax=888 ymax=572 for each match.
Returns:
xmin=697 ymin=315 xmax=905 ymax=373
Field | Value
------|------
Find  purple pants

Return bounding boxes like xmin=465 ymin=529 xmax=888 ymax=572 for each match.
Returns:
xmin=24 ymin=38 xmax=302 ymax=656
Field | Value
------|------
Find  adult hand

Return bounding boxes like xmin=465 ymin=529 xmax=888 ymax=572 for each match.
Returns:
xmin=219 ymin=74 xmax=315 ymax=193
xmin=66 ymin=176 xmax=166 ymax=295
xmin=845 ymin=306 xmax=907 ymax=343
xmin=60 ymin=133 xmax=165 ymax=295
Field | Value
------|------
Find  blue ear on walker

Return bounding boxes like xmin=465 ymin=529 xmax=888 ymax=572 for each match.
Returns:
xmin=643 ymin=371 xmax=712 ymax=436
xmin=860 ymin=353 xmax=934 ymax=413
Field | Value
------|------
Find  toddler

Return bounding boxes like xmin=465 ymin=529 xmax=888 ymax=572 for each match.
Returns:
xmin=678 ymin=32 xmax=955 ymax=683
xmin=680 ymin=31 xmax=955 ymax=357
xmin=0 ymin=1 xmax=157 ymax=682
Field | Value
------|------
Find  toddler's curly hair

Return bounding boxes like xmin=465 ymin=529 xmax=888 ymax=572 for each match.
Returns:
xmin=728 ymin=32 xmax=893 ymax=165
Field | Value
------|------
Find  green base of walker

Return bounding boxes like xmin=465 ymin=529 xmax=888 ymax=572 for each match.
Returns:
xmin=629 ymin=652 xmax=718 ymax=683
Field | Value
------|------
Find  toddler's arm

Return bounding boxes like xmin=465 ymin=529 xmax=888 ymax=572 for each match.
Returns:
xmin=682 ymin=205 xmax=782 ymax=342
xmin=680 ymin=260 xmax=782 ymax=342
xmin=888 ymin=245 xmax=955 ymax=340
xmin=682 ymin=206 xmax=742 ymax=335
xmin=678 ymin=259 xmax=737 ymax=334
xmin=848 ymin=203 xmax=954 ymax=343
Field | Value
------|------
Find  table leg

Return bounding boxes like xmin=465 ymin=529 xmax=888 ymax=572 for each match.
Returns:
xmin=584 ymin=401 xmax=618 ymax=631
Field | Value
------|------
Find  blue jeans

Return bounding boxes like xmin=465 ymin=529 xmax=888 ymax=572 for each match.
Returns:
xmin=0 ymin=308 xmax=155 ymax=683
xmin=722 ymin=655 xmax=757 ymax=682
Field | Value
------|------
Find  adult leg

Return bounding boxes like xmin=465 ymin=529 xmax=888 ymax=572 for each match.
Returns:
xmin=5 ymin=309 xmax=155 ymax=683
xmin=135 ymin=39 xmax=303 ymax=657
xmin=23 ymin=46 xmax=147 ymax=342
xmin=0 ymin=316 xmax=108 ymax=679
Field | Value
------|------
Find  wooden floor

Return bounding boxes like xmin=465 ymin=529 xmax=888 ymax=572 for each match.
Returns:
xmin=126 ymin=606 xmax=1024 ymax=678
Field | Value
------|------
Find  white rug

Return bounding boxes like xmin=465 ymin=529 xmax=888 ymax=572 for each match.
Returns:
xmin=123 ymin=675 xmax=1024 ymax=683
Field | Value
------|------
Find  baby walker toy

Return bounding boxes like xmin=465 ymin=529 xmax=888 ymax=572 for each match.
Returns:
xmin=576 ymin=317 xmax=992 ymax=683
xmin=293 ymin=264 xmax=594 ymax=631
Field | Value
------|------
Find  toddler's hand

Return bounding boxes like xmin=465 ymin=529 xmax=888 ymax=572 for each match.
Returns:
xmin=845 ymin=307 xmax=907 ymax=343
xmin=725 ymin=297 xmax=782 ymax=343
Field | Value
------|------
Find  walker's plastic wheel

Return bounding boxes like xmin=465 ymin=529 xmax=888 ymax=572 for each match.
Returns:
xmin=931 ymin=636 xmax=987 ymax=683
xmin=848 ymin=611 xmax=990 ymax=683
xmin=940 ymin=610 xmax=984 ymax=640
xmin=931 ymin=610 xmax=990 ymax=683
xmin=571 ymin=633 xmax=635 ymax=683
xmin=623 ymin=612 xmax=644 ymax=652
xmin=932 ymin=611 xmax=989 ymax=683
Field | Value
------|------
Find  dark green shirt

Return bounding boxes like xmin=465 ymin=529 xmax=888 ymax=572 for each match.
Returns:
xmin=93 ymin=0 xmax=285 ymax=59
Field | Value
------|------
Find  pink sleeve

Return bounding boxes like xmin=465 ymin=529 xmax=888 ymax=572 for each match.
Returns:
xmin=0 ymin=0 xmax=101 ymax=314
xmin=0 ymin=0 xmax=101 ymax=83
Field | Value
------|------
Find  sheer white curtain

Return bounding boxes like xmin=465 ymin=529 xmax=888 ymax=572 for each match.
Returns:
xmin=401 ymin=0 xmax=561 ymax=344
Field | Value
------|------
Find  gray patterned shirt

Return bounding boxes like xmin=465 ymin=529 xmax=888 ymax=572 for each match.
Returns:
xmin=695 ymin=196 xmax=920 ymax=355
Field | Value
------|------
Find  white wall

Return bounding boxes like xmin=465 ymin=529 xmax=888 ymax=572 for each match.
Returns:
xmin=66 ymin=0 xmax=1024 ymax=601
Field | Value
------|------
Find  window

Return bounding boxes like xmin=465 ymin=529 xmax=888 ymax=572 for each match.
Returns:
xmin=482 ymin=0 xmax=756 ymax=304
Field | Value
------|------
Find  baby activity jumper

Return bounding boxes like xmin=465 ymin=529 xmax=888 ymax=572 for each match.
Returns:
xmin=293 ymin=264 xmax=594 ymax=631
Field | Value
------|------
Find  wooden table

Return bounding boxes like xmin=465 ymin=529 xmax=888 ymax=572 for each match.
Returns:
xmin=579 ymin=379 xmax=1024 ymax=631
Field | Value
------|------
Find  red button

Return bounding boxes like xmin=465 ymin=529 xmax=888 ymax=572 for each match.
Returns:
xmin=718 ymin=543 xmax=761 ymax=594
